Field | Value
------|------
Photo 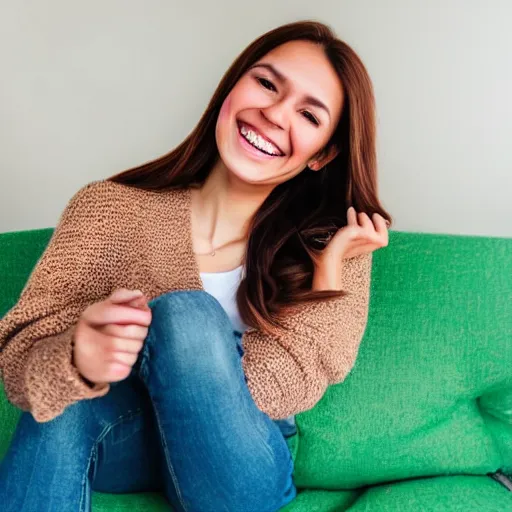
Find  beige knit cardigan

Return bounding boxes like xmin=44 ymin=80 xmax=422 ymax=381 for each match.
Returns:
xmin=0 ymin=180 xmax=372 ymax=422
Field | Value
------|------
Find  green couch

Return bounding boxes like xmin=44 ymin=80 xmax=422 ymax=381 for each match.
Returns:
xmin=1 ymin=228 xmax=511 ymax=511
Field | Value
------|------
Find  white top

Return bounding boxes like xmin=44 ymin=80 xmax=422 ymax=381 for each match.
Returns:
xmin=200 ymin=265 xmax=248 ymax=334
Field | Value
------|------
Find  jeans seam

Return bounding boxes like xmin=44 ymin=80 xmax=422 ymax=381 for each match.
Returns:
xmin=151 ymin=401 xmax=189 ymax=511
xmin=139 ymin=329 xmax=188 ymax=512
xmin=79 ymin=408 xmax=143 ymax=512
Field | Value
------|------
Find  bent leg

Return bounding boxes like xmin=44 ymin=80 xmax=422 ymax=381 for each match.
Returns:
xmin=0 ymin=373 xmax=163 ymax=511
xmin=138 ymin=290 xmax=296 ymax=512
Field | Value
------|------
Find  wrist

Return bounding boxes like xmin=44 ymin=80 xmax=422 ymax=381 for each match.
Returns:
xmin=312 ymin=262 xmax=343 ymax=291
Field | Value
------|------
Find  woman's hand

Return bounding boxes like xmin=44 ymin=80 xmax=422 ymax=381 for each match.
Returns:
xmin=312 ymin=207 xmax=389 ymax=291
xmin=72 ymin=288 xmax=152 ymax=387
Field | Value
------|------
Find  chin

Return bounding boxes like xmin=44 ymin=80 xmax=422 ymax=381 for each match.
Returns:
xmin=225 ymin=160 xmax=272 ymax=185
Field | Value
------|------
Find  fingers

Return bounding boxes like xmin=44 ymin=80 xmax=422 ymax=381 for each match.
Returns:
xmin=99 ymin=323 xmax=148 ymax=342
xmin=347 ymin=208 xmax=376 ymax=239
xmin=83 ymin=302 xmax=152 ymax=327
xmin=347 ymin=206 xmax=359 ymax=226
xmin=127 ymin=295 xmax=151 ymax=310
xmin=359 ymin=212 xmax=382 ymax=245
xmin=372 ymin=213 xmax=389 ymax=234
xmin=348 ymin=208 xmax=389 ymax=230
xmin=106 ymin=351 xmax=139 ymax=369
xmin=345 ymin=208 xmax=389 ymax=250
xmin=90 ymin=328 xmax=144 ymax=353
xmin=86 ymin=288 xmax=151 ymax=326
xmin=358 ymin=212 xmax=374 ymax=231
xmin=372 ymin=213 xmax=389 ymax=246
xmin=110 ymin=288 xmax=151 ymax=312
xmin=348 ymin=208 xmax=377 ymax=231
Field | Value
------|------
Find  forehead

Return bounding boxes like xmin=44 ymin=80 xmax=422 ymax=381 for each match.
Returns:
xmin=256 ymin=40 xmax=343 ymax=116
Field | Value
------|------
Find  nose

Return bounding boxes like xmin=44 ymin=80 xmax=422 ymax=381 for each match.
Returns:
xmin=260 ymin=99 xmax=290 ymax=131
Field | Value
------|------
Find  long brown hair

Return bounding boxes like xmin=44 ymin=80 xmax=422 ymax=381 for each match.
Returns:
xmin=109 ymin=21 xmax=392 ymax=332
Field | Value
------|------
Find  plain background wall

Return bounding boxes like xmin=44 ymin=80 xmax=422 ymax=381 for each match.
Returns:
xmin=1 ymin=0 xmax=511 ymax=237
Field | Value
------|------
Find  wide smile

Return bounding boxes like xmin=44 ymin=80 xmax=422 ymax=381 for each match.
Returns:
xmin=236 ymin=121 xmax=284 ymax=157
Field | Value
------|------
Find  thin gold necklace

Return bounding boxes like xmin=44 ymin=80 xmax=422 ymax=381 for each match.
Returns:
xmin=193 ymin=236 xmax=246 ymax=257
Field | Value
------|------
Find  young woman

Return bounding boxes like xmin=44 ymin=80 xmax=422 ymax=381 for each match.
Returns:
xmin=0 ymin=21 xmax=391 ymax=512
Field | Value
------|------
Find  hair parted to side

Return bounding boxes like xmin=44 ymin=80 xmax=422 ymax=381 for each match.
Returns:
xmin=109 ymin=20 xmax=392 ymax=333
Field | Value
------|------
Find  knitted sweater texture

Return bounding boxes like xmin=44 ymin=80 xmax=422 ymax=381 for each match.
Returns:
xmin=0 ymin=180 xmax=372 ymax=422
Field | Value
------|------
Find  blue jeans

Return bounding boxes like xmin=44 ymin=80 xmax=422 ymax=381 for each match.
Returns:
xmin=0 ymin=291 xmax=297 ymax=511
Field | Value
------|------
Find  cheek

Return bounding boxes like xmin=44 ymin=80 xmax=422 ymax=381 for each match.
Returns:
xmin=216 ymin=94 xmax=236 ymax=148
xmin=290 ymin=128 xmax=323 ymax=163
xmin=227 ymin=78 xmax=267 ymax=112
xmin=218 ymin=95 xmax=232 ymax=122
xmin=289 ymin=121 xmax=335 ymax=165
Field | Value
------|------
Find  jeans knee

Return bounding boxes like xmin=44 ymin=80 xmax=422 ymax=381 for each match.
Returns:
xmin=143 ymin=291 xmax=237 ymax=379
xmin=149 ymin=290 xmax=233 ymax=346
xmin=150 ymin=290 xmax=231 ymax=329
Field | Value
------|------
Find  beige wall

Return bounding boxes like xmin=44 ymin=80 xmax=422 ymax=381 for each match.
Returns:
xmin=1 ymin=0 xmax=511 ymax=237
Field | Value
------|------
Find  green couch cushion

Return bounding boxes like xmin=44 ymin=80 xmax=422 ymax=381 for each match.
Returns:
xmin=92 ymin=478 xmax=512 ymax=512
xmin=92 ymin=492 xmax=170 ymax=512
xmin=0 ymin=382 xmax=19 ymax=461
xmin=92 ymin=477 xmax=512 ymax=512
xmin=0 ymin=229 xmax=54 ymax=460
xmin=345 ymin=476 xmax=512 ymax=511
xmin=292 ymin=232 xmax=512 ymax=488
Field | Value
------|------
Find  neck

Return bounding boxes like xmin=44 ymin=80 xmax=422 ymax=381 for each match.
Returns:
xmin=193 ymin=159 xmax=273 ymax=246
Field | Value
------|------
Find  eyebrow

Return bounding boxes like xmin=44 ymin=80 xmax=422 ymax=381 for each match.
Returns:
xmin=250 ymin=62 xmax=331 ymax=119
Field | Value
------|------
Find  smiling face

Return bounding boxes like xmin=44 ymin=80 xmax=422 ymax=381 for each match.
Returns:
xmin=215 ymin=40 xmax=344 ymax=187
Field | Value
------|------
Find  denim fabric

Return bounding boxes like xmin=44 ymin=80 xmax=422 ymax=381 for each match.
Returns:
xmin=234 ymin=331 xmax=297 ymax=440
xmin=0 ymin=290 xmax=296 ymax=512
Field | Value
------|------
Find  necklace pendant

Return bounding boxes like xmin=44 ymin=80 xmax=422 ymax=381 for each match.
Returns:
xmin=211 ymin=250 xmax=216 ymax=256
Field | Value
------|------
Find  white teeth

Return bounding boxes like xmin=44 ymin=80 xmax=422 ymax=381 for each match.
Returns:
xmin=240 ymin=125 xmax=280 ymax=155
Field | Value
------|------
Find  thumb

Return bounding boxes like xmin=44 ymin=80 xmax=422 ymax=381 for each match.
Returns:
xmin=108 ymin=288 xmax=144 ymax=305
xmin=127 ymin=295 xmax=150 ymax=310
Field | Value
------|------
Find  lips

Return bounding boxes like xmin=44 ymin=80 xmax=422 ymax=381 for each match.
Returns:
xmin=236 ymin=120 xmax=285 ymax=156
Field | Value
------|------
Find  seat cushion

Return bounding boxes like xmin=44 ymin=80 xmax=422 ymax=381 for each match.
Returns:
xmin=346 ymin=475 xmax=512 ymax=511
xmin=92 ymin=491 xmax=170 ymax=512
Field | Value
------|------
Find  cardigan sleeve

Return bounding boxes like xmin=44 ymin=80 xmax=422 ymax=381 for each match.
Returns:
xmin=241 ymin=252 xmax=372 ymax=419
xmin=0 ymin=182 xmax=115 ymax=422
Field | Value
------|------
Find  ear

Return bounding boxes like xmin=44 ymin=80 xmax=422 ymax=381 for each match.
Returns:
xmin=308 ymin=144 xmax=339 ymax=171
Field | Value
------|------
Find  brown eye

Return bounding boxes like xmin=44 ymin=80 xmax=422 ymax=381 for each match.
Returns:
xmin=301 ymin=110 xmax=319 ymax=126
xmin=257 ymin=77 xmax=277 ymax=92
